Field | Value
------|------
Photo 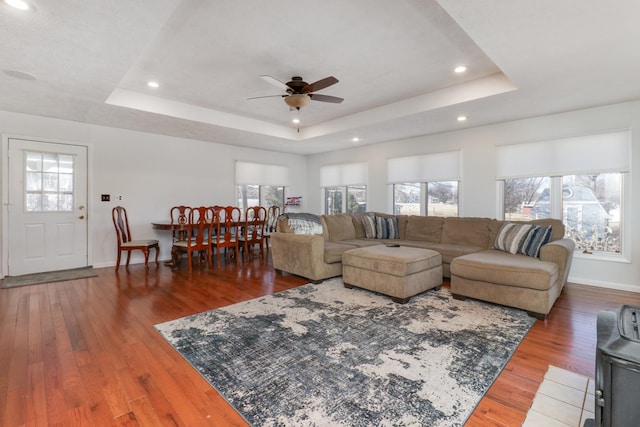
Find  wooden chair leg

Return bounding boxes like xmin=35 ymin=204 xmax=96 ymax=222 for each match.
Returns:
xmin=143 ymin=248 xmax=150 ymax=270
xmin=154 ymin=244 xmax=159 ymax=266
xmin=115 ymin=250 xmax=122 ymax=271
xmin=126 ymin=251 xmax=132 ymax=268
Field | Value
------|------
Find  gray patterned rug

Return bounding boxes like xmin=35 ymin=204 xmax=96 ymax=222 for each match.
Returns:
xmin=155 ymin=278 xmax=535 ymax=426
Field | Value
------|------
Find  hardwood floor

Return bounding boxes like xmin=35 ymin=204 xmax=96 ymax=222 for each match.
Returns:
xmin=1 ymin=256 xmax=638 ymax=426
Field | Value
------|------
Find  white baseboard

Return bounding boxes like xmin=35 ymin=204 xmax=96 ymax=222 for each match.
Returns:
xmin=568 ymin=275 xmax=640 ymax=293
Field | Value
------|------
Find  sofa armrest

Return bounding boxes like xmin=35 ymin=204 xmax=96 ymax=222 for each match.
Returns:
xmin=539 ymin=238 xmax=575 ymax=288
xmin=271 ymin=232 xmax=336 ymax=281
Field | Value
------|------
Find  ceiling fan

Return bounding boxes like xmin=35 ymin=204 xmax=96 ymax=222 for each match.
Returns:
xmin=249 ymin=75 xmax=344 ymax=110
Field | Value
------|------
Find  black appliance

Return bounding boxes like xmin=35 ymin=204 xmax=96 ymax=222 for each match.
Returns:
xmin=592 ymin=305 xmax=640 ymax=426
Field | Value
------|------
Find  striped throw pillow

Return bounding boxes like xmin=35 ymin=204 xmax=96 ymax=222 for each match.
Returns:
xmin=494 ymin=223 xmax=533 ymax=254
xmin=375 ymin=216 xmax=399 ymax=239
xmin=519 ymin=225 xmax=552 ymax=257
xmin=360 ymin=215 xmax=376 ymax=239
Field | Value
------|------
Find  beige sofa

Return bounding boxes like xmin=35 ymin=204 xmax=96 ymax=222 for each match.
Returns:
xmin=271 ymin=213 xmax=575 ymax=319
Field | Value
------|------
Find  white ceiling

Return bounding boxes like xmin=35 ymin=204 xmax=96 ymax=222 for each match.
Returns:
xmin=2 ymin=0 xmax=640 ymax=155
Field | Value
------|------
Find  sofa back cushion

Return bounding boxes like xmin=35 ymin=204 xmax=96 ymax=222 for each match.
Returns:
xmin=324 ymin=213 xmax=356 ymax=241
xmin=405 ymin=216 xmax=444 ymax=242
xmin=442 ymin=217 xmax=492 ymax=248
xmin=351 ymin=213 xmax=371 ymax=238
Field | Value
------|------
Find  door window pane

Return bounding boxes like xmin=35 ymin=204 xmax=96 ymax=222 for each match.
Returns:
xmin=24 ymin=151 xmax=74 ymax=212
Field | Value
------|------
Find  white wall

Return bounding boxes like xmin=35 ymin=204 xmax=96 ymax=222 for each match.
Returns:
xmin=305 ymin=101 xmax=640 ymax=292
xmin=0 ymin=111 xmax=307 ymax=271
xmin=3 ymin=101 xmax=640 ymax=291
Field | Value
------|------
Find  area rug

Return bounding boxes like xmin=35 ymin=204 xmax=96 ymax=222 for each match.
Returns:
xmin=155 ymin=278 xmax=536 ymax=426
xmin=1 ymin=266 xmax=97 ymax=289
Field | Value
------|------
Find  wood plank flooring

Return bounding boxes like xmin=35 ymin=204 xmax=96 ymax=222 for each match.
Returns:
xmin=1 ymin=255 xmax=638 ymax=426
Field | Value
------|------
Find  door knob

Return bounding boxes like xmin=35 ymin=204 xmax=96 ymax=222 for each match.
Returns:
xmin=79 ymin=215 xmax=85 ymax=219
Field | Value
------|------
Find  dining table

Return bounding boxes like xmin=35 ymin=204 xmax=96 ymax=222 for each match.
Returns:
xmin=151 ymin=220 xmax=250 ymax=268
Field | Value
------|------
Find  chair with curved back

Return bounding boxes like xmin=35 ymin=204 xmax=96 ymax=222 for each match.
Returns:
xmin=211 ymin=205 xmax=241 ymax=267
xmin=171 ymin=206 xmax=214 ymax=272
xmin=238 ymin=206 xmax=267 ymax=260
xmin=112 ymin=206 xmax=160 ymax=271
xmin=262 ymin=205 xmax=281 ymax=252
xmin=169 ymin=205 xmax=190 ymax=242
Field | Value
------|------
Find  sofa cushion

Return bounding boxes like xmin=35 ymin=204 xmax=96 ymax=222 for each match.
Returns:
xmin=519 ymin=226 xmax=552 ymax=258
xmin=351 ymin=214 xmax=368 ymax=238
xmin=494 ymin=223 xmax=534 ymax=254
xmin=375 ymin=216 xmax=399 ymax=239
xmin=359 ymin=215 xmax=376 ymax=238
xmin=442 ymin=217 xmax=492 ymax=248
xmin=490 ymin=218 xmax=565 ymax=243
xmin=405 ymin=216 xmax=444 ymax=242
xmin=324 ymin=241 xmax=358 ymax=263
xmin=338 ymin=239 xmax=383 ymax=248
xmin=374 ymin=212 xmax=408 ymax=239
xmin=325 ymin=214 xmax=356 ymax=241
xmin=451 ymin=250 xmax=559 ymax=291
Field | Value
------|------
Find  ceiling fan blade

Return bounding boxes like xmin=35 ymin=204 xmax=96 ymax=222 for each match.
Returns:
xmin=309 ymin=93 xmax=343 ymax=103
xmin=304 ymin=76 xmax=339 ymax=93
xmin=260 ymin=75 xmax=289 ymax=91
xmin=247 ymin=94 xmax=286 ymax=100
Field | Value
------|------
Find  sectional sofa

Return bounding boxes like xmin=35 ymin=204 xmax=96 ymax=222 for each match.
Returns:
xmin=271 ymin=213 xmax=575 ymax=319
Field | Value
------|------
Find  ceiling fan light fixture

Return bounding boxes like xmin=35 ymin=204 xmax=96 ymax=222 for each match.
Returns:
xmin=284 ymin=93 xmax=310 ymax=110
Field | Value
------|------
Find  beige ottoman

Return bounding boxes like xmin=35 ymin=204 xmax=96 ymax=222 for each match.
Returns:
xmin=342 ymin=245 xmax=442 ymax=303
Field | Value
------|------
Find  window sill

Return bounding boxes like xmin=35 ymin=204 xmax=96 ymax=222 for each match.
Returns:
xmin=572 ymin=250 xmax=630 ymax=264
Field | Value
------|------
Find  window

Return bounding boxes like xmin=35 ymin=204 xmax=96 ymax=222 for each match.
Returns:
xmin=236 ymin=185 xmax=285 ymax=213
xmin=388 ymin=151 xmax=461 ymax=217
xmin=497 ymin=131 xmax=629 ymax=256
xmin=393 ymin=181 xmax=459 ymax=216
xmin=235 ymin=161 xmax=289 ymax=214
xmin=502 ymin=174 xmax=623 ymax=253
xmin=324 ymin=185 xmax=366 ymax=215
xmin=321 ymin=163 xmax=368 ymax=215
xmin=25 ymin=151 xmax=74 ymax=212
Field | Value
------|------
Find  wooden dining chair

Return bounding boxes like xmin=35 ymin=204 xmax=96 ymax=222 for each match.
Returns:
xmin=112 ymin=206 xmax=160 ymax=271
xmin=211 ymin=205 xmax=241 ymax=267
xmin=170 ymin=205 xmax=190 ymax=242
xmin=262 ymin=205 xmax=281 ymax=252
xmin=238 ymin=206 xmax=267 ymax=260
xmin=171 ymin=206 xmax=214 ymax=272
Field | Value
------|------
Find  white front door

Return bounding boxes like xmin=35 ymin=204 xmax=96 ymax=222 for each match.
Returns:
xmin=7 ymin=139 xmax=88 ymax=276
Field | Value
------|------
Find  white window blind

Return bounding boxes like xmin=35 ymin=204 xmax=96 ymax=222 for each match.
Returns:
xmin=387 ymin=151 xmax=461 ymax=184
xmin=320 ymin=162 xmax=368 ymax=187
xmin=235 ymin=161 xmax=290 ymax=186
xmin=496 ymin=130 xmax=631 ymax=179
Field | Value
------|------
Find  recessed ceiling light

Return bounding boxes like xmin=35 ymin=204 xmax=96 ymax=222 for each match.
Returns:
xmin=457 ymin=115 xmax=467 ymax=122
xmin=292 ymin=118 xmax=300 ymax=124
xmin=454 ymin=66 xmax=467 ymax=74
xmin=4 ymin=0 xmax=30 ymax=10
xmin=352 ymin=137 xmax=360 ymax=142
xmin=147 ymin=81 xmax=159 ymax=88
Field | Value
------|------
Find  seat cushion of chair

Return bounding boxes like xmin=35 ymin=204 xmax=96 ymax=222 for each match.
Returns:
xmin=173 ymin=239 xmax=208 ymax=248
xmin=122 ymin=239 xmax=158 ymax=247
